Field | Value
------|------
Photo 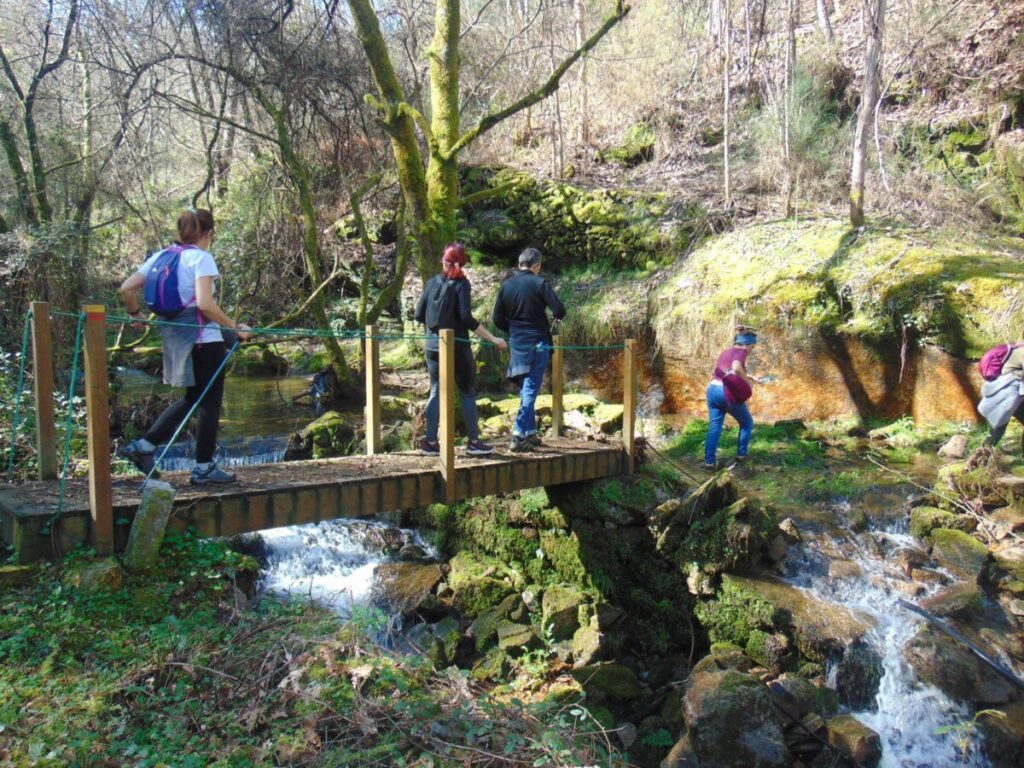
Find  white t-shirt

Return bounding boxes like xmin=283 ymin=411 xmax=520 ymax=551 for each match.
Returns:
xmin=138 ymin=245 xmax=223 ymax=343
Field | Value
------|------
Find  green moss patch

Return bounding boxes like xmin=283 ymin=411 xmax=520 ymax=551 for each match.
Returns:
xmin=652 ymin=217 xmax=1024 ymax=357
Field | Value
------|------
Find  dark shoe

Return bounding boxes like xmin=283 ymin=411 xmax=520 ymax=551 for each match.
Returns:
xmin=509 ymin=437 xmax=534 ymax=453
xmin=703 ymin=462 xmax=718 ymax=472
xmin=419 ymin=438 xmax=440 ymax=455
xmin=120 ymin=440 xmax=159 ymax=478
xmin=734 ymin=455 xmax=750 ymax=464
xmin=190 ymin=462 xmax=237 ymax=485
xmin=466 ymin=440 xmax=495 ymax=456
xmin=525 ymin=434 xmax=543 ymax=447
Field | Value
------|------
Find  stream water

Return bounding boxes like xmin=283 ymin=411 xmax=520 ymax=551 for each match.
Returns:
xmin=783 ymin=508 xmax=990 ymax=768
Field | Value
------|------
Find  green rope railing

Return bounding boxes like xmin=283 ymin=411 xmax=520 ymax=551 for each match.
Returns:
xmin=5 ymin=310 xmax=33 ymax=480
xmin=45 ymin=311 xmax=86 ymax=532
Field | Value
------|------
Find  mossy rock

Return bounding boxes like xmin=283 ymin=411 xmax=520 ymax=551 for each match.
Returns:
xmin=694 ymin=576 xmax=782 ymax=650
xmin=927 ymin=528 xmax=990 ymax=580
xmin=233 ymin=345 xmax=289 ymax=375
xmin=598 ymin=123 xmax=656 ymax=167
xmin=447 ymin=551 xmax=518 ymax=618
xmin=593 ymin=404 xmax=624 ymax=434
xmin=571 ymin=662 xmax=644 ymax=702
xmin=293 ymin=410 xmax=359 ymax=459
xmin=470 ymin=648 xmax=509 ymax=682
xmin=496 ymin=621 xmax=538 ymax=653
xmin=541 ymin=584 xmax=586 ymax=641
xmin=651 ymin=217 xmax=1024 ymax=358
xmin=379 ymin=395 xmax=415 ymax=421
xmin=909 ymin=505 xmax=970 ymax=539
xmin=0 ymin=565 xmax=35 ymax=588
xmin=469 ymin=593 xmax=527 ymax=651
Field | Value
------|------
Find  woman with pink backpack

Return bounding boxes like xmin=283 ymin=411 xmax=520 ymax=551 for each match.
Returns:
xmin=978 ymin=342 xmax=1024 ymax=449
xmin=704 ymin=329 xmax=760 ymax=470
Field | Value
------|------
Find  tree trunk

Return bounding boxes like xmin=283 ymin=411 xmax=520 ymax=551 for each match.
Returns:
xmin=850 ymin=0 xmax=886 ymax=227
xmin=783 ymin=0 xmax=796 ymax=217
xmin=576 ymin=0 xmax=589 ymax=144
xmin=723 ymin=0 xmax=732 ymax=207
xmin=0 ymin=120 xmax=40 ymax=226
xmin=817 ymin=0 xmax=834 ymax=42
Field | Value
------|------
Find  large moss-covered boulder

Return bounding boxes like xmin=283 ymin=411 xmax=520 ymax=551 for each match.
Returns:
xmin=372 ymin=562 xmax=443 ymax=617
xmin=447 ymin=551 xmax=518 ymax=618
xmin=468 ymin=593 xmax=527 ymax=651
xmin=286 ymin=411 xmax=359 ymax=460
xmin=909 ymin=505 xmax=974 ymax=539
xmin=683 ymin=667 xmax=788 ymax=768
xmin=571 ymin=662 xmax=645 ymax=704
xmin=928 ymin=528 xmax=990 ymax=580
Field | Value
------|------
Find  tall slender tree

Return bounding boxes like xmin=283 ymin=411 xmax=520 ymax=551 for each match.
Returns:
xmin=346 ymin=0 xmax=631 ymax=283
xmin=850 ymin=0 xmax=886 ymax=227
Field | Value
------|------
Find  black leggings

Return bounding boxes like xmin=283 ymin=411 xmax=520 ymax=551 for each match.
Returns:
xmin=145 ymin=343 xmax=227 ymax=463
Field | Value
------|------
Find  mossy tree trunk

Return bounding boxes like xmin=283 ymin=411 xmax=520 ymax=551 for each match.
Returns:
xmin=850 ymin=0 xmax=886 ymax=227
xmin=347 ymin=0 xmax=631 ymax=285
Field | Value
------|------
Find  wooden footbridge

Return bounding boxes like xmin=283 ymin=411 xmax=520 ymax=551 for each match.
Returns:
xmin=2 ymin=304 xmax=639 ymax=563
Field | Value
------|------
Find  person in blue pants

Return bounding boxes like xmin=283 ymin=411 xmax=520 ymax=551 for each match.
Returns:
xmin=492 ymin=248 xmax=566 ymax=452
xmin=704 ymin=330 xmax=759 ymax=470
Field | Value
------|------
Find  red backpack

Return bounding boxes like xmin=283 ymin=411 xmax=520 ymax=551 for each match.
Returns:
xmin=979 ymin=343 xmax=1023 ymax=381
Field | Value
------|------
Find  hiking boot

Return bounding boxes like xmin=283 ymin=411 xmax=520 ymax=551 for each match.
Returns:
xmin=465 ymin=440 xmax=495 ymax=456
xmin=120 ymin=439 xmax=159 ymax=478
xmin=419 ymin=438 xmax=440 ymax=455
xmin=190 ymin=462 xmax=237 ymax=486
xmin=703 ymin=461 xmax=718 ymax=472
xmin=509 ymin=436 xmax=534 ymax=453
xmin=524 ymin=434 xmax=543 ymax=447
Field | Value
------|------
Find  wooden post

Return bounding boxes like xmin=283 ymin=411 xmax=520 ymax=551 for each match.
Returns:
xmin=30 ymin=302 xmax=57 ymax=480
xmin=623 ymin=338 xmax=638 ymax=474
xmin=83 ymin=305 xmax=113 ymax=554
xmin=439 ymin=328 xmax=456 ymax=504
xmin=551 ymin=334 xmax=564 ymax=437
xmin=364 ymin=324 xmax=381 ymax=455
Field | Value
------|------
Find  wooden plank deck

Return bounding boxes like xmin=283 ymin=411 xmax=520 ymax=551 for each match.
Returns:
xmin=0 ymin=437 xmax=624 ymax=562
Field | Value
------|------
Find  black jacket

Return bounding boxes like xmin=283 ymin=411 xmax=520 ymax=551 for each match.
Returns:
xmin=415 ymin=274 xmax=478 ymax=351
xmin=492 ymin=269 xmax=565 ymax=341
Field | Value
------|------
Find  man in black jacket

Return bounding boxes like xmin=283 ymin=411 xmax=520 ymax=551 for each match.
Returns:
xmin=492 ymin=247 xmax=566 ymax=452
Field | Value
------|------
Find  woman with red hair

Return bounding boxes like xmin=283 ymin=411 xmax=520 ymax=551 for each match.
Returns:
xmin=415 ymin=242 xmax=507 ymax=455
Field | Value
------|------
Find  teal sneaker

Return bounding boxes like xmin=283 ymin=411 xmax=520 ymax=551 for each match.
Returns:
xmin=190 ymin=462 xmax=237 ymax=486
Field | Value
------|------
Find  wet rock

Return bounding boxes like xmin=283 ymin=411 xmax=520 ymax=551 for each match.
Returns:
xmin=397 ymin=543 xmax=430 ymax=562
xmin=919 ymin=582 xmax=982 ymax=619
xmin=683 ymin=667 xmax=788 ymax=768
xmin=892 ymin=544 xmax=928 ymax=577
xmin=826 ymin=714 xmax=881 ymax=768
xmin=835 ymin=642 xmax=883 ymax=711
xmin=691 ymin=648 xmax=754 ymax=676
xmin=373 ymin=562 xmax=443 ymax=616
xmin=828 ymin=558 xmax=863 ymax=580
xmin=769 ymin=673 xmax=839 ymax=719
xmin=904 ymin=627 xmax=979 ymax=701
xmin=542 ymin=584 xmax=586 ymax=640
xmin=784 ymin=712 xmax=827 ymax=761
xmin=767 ymin=534 xmax=790 ymax=562
xmin=928 ymin=528 xmax=990 ymax=581
xmin=660 ymin=736 xmax=700 ymax=768
xmin=65 ymin=558 xmax=124 ymax=592
xmin=979 ymin=700 xmax=1024 ymax=768
xmin=745 ymin=630 xmax=791 ymax=673
xmin=778 ymin=517 xmax=801 ymax=543
xmin=406 ymin=618 xmax=462 ymax=667
xmin=722 ymin=574 xmax=875 ymax=662
xmin=496 ymin=621 xmax=538 ymax=653
xmin=938 ymin=434 xmax=970 ymax=459
xmin=571 ymin=662 xmax=645 ymax=703
xmin=910 ymin=566 xmax=949 ymax=586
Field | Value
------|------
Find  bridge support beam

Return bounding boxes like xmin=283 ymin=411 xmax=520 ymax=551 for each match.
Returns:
xmin=551 ymin=334 xmax=564 ymax=437
xmin=364 ymin=324 xmax=381 ymax=455
xmin=439 ymin=328 xmax=457 ymax=504
xmin=623 ymin=338 xmax=637 ymax=474
xmin=30 ymin=301 xmax=57 ymax=480
xmin=83 ymin=304 xmax=113 ymax=554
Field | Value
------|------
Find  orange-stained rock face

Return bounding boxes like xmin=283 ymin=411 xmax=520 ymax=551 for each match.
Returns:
xmin=576 ymin=327 xmax=985 ymax=424
xmin=662 ymin=328 xmax=983 ymax=423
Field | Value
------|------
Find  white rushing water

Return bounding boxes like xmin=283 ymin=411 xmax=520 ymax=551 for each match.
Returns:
xmin=784 ymin=511 xmax=989 ymax=768
xmin=257 ymin=518 xmax=435 ymax=618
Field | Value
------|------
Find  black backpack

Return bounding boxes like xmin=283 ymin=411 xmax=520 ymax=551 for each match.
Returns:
xmin=425 ymin=277 xmax=458 ymax=332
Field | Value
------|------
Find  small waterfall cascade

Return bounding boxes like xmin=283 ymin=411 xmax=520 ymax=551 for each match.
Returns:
xmin=255 ymin=519 xmax=437 ymax=618
xmin=783 ymin=510 xmax=992 ymax=768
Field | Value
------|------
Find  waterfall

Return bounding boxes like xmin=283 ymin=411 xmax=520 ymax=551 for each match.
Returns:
xmin=783 ymin=514 xmax=991 ymax=768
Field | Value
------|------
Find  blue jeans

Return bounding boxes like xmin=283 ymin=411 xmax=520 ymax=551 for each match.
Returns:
xmin=705 ymin=383 xmax=753 ymax=465
xmin=514 ymin=344 xmax=550 ymax=437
